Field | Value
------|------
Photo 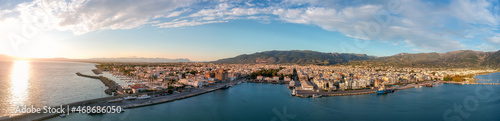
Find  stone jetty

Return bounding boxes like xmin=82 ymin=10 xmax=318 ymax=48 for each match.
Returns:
xmin=76 ymin=72 xmax=122 ymax=95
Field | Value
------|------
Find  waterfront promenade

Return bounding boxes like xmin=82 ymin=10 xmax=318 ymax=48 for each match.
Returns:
xmin=1 ymin=79 xmax=245 ymax=121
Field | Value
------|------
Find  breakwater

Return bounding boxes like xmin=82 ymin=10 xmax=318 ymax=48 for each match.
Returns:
xmin=76 ymin=72 xmax=121 ymax=95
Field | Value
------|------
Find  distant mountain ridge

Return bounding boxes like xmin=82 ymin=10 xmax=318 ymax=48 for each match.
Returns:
xmin=214 ymin=50 xmax=500 ymax=68
xmin=0 ymin=54 xmax=15 ymax=60
xmin=349 ymin=50 xmax=500 ymax=68
xmin=214 ymin=50 xmax=375 ymax=65
xmin=86 ymin=57 xmax=191 ymax=63
xmin=0 ymin=55 xmax=191 ymax=63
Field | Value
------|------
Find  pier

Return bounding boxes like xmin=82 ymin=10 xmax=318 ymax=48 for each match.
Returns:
xmin=76 ymin=72 xmax=122 ymax=95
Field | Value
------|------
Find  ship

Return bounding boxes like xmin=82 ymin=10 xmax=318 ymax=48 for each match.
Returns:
xmin=312 ymin=94 xmax=322 ymax=98
xmin=288 ymin=81 xmax=295 ymax=89
xmin=123 ymin=96 xmax=137 ymax=100
xmin=106 ymin=98 xmax=123 ymax=103
xmin=376 ymin=86 xmax=392 ymax=94
xmin=136 ymin=94 xmax=151 ymax=100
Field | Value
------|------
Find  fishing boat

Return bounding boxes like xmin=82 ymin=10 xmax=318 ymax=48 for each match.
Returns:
xmin=107 ymin=98 xmax=123 ymax=103
xmin=123 ymin=96 xmax=137 ymax=100
xmin=377 ymin=86 xmax=389 ymax=94
xmin=137 ymin=94 xmax=151 ymax=100
xmin=425 ymin=84 xmax=433 ymax=87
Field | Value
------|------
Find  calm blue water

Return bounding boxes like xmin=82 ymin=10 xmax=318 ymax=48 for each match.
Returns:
xmin=49 ymin=72 xmax=500 ymax=121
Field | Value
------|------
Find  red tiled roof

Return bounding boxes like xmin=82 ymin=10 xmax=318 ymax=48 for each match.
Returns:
xmin=131 ymin=86 xmax=146 ymax=89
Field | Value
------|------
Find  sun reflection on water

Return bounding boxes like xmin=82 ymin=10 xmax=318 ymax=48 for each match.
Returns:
xmin=9 ymin=60 xmax=31 ymax=114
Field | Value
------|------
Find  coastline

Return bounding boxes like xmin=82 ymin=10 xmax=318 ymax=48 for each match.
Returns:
xmin=2 ymin=61 xmax=498 ymax=121
xmin=1 ymin=78 xmax=245 ymax=121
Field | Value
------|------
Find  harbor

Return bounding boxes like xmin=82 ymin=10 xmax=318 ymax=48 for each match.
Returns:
xmin=1 ymin=78 xmax=245 ymax=121
xmin=292 ymin=81 xmax=442 ymax=98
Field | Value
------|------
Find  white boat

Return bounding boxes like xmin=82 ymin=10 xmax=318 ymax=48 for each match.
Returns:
xmin=124 ymin=96 xmax=137 ymax=100
xmin=313 ymin=94 xmax=322 ymax=98
xmin=107 ymin=98 xmax=123 ymax=103
xmin=289 ymin=81 xmax=295 ymax=87
xmin=137 ymin=95 xmax=151 ymax=100
xmin=291 ymin=89 xmax=296 ymax=96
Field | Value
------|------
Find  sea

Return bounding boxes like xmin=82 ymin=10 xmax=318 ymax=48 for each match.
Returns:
xmin=0 ymin=60 xmax=109 ymax=118
xmin=50 ymin=71 xmax=500 ymax=121
xmin=2 ymin=60 xmax=500 ymax=120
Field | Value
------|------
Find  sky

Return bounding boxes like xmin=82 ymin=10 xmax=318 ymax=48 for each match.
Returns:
xmin=0 ymin=0 xmax=499 ymax=61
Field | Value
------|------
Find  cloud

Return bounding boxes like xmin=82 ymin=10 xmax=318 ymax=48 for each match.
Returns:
xmin=489 ymin=34 xmax=500 ymax=44
xmin=4 ymin=0 xmax=196 ymax=34
xmin=0 ymin=0 xmax=499 ymax=52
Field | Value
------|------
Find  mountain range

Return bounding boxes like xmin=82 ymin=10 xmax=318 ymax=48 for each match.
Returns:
xmin=2 ymin=50 xmax=499 ymax=68
xmin=214 ymin=50 xmax=375 ymax=65
xmin=349 ymin=50 xmax=500 ymax=68
xmin=0 ymin=55 xmax=191 ymax=63
xmin=214 ymin=50 xmax=500 ymax=68
xmin=85 ymin=57 xmax=191 ymax=63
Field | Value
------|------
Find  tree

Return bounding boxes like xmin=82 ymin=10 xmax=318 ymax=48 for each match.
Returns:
xmin=443 ymin=75 xmax=451 ymax=81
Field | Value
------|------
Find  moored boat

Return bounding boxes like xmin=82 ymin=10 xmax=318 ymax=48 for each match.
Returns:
xmin=312 ymin=94 xmax=322 ymax=98
xmin=377 ymin=86 xmax=389 ymax=94
xmin=107 ymin=98 xmax=123 ymax=103
xmin=137 ymin=95 xmax=151 ymax=100
xmin=221 ymin=85 xmax=230 ymax=90
xmin=425 ymin=84 xmax=433 ymax=87
xmin=124 ymin=96 xmax=137 ymax=100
